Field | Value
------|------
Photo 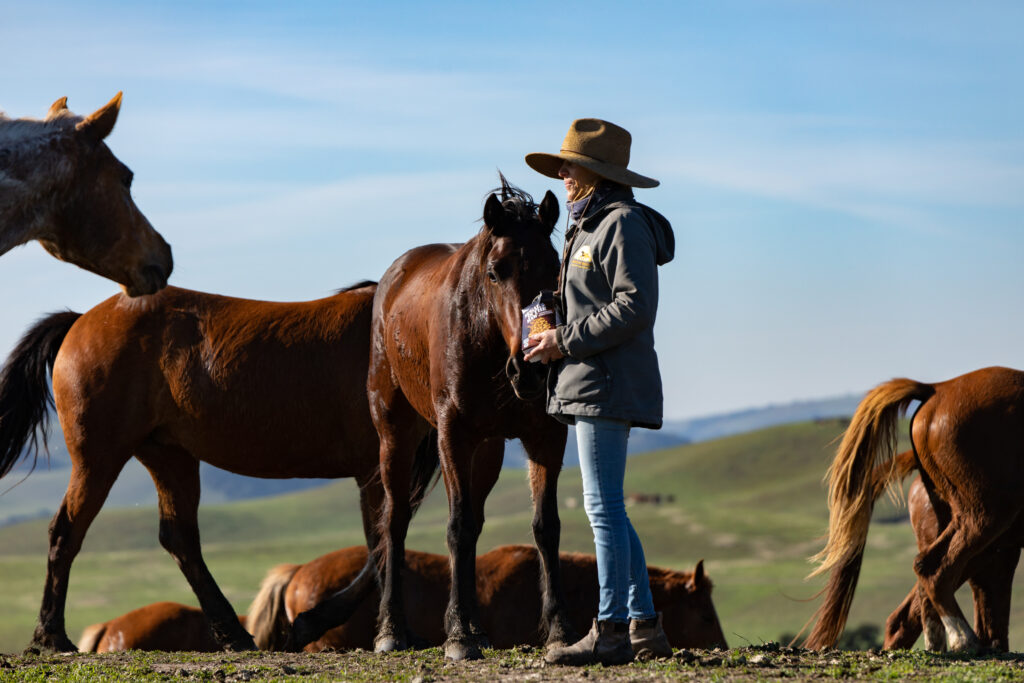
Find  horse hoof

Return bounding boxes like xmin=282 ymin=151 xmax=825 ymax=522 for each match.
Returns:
xmin=445 ymin=638 xmax=483 ymax=661
xmin=289 ymin=614 xmax=321 ymax=652
xmin=545 ymin=621 xmax=579 ymax=650
xmin=374 ymin=634 xmax=408 ymax=653
xmin=29 ymin=632 xmax=77 ymax=653
xmin=226 ymin=634 xmax=258 ymax=652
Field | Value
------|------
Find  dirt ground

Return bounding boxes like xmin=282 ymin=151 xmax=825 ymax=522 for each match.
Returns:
xmin=4 ymin=644 xmax=1024 ymax=682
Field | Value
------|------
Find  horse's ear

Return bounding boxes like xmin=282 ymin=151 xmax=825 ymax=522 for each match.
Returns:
xmin=45 ymin=97 xmax=69 ymax=121
xmin=76 ymin=92 xmax=123 ymax=142
xmin=538 ymin=190 xmax=559 ymax=235
xmin=483 ymin=193 xmax=507 ymax=236
xmin=694 ymin=559 xmax=706 ymax=584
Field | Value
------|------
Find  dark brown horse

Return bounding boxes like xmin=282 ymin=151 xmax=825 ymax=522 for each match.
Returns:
xmin=78 ymin=545 xmax=727 ymax=653
xmin=0 ymin=94 xmax=172 ymax=294
xmin=804 ymin=366 xmax=1024 ymax=651
xmin=882 ymin=471 xmax=1022 ymax=652
xmin=0 ymin=283 xmax=440 ymax=653
xmin=297 ymin=178 xmax=571 ymax=661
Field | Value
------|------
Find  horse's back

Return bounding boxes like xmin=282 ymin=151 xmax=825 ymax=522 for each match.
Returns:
xmin=52 ymin=283 xmax=380 ymax=478
xmin=84 ymin=601 xmax=222 ymax=652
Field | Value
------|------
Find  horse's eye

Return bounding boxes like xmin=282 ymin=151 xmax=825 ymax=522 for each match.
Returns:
xmin=487 ymin=269 xmax=498 ymax=283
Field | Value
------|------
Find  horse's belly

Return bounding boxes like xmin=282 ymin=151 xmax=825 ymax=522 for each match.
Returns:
xmin=163 ymin=415 xmax=376 ymax=479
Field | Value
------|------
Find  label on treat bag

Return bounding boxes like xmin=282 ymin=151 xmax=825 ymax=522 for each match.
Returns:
xmin=521 ymin=291 xmax=562 ymax=351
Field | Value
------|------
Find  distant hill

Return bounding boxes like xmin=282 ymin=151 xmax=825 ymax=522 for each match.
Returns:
xmin=0 ymin=395 xmax=862 ymax=526
xmin=503 ymin=393 xmax=862 ymax=467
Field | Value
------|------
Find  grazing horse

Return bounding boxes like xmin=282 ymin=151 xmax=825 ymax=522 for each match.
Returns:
xmin=804 ymin=366 xmax=1024 ymax=651
xmin=0 ymin=94 xmax=172 ymax=294
xmin=0 ymin=282 xmax=440 ymax=653
xmin=79 ymin=545 xmax=727 ymax=653
xmin=299 ymin=178 xmax=571 ymax=661
xmin=882 ymin=471 xmax=1022 ymax=652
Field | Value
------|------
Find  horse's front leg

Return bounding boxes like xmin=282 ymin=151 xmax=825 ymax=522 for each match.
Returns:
xmin=522 ymin=423 xmax=577 ymax=649
xmin=438 ymin=414 xmax=486 ymax=661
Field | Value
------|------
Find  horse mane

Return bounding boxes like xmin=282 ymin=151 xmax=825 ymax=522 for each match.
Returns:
xmin=0 ymin=116 xmax=73 ymax=148
xmin=332 ymin=280 xmax=377 ymax=295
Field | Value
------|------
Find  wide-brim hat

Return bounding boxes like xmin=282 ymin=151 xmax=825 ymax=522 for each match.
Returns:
xmin=525 ymin=118 xmax=659 ymax=189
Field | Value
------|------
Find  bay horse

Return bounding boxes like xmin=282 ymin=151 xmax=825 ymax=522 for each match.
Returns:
xmin=882 ymin=471 xmax=1022 ymax=652
xmin=804 ymin=366 xmax=1024 ymax=651
xmin=78 ymin=545 xmax=727 ymax=653
xmin=297 ymin=177 xmax=572 ymax=661
xmin=261 ymin=545 xmax=726 ymax=653
xmin=0 ymin=93 xmax=172 ymax=294
xmin=0 ymin=282 xmax=441 ymax=653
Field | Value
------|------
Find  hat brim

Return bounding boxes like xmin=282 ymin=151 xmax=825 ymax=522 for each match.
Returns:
xmin=525 ymin=151 xmax=659 ymax=189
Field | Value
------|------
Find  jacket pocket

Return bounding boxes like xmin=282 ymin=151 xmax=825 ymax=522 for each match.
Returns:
xmin=554 ymin=355 xmax=611 ymax=403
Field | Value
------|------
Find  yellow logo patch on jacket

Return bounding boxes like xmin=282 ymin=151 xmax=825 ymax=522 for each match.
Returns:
xmin=570 ymin=245 xmax=594 ymax=270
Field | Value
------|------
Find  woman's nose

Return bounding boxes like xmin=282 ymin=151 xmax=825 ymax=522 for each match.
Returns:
xmin=558 ymin=162 xmax=570 ymax=178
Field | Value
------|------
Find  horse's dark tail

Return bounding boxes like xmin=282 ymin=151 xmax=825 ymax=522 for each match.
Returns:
xmin=286 ymin=429 xmax=440 ymax=651
xmin=409 ymin=428 xmax=441 ymax=515
xmin=802 ymin=378 xmax=935 ymax=650
xmin=0 ymin=311 xmax=81 ymax=480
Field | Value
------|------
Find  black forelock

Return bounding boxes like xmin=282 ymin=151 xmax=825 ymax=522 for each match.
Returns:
xmin=487 ymin=171 xmax=538 ymax=223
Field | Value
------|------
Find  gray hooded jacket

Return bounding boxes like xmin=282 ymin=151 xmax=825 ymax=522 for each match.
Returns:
xmin=549 ymin=186 xmax=675 ymax=429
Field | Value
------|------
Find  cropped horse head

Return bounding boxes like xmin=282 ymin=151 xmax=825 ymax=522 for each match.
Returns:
xmin=477 ymin=175 xmax=559 ymax=400
xmin=0 ymin=93 xmax=172 ymax=295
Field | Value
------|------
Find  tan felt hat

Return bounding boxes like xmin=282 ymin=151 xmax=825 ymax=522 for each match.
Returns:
xmin=525 ymin=118 xmax=659 ymax=189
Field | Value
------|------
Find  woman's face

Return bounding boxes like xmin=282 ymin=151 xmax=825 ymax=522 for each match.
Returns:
xmin=558 ymin=160 xmax=600 ymax=201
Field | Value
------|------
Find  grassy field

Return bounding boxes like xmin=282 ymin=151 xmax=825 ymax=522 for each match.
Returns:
xmin=1 ymin=419 xmax=1022 ymax=656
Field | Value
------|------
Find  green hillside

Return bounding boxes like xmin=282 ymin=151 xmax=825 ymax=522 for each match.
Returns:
xmin=1 ymin=419 xmax=1021 ymax=655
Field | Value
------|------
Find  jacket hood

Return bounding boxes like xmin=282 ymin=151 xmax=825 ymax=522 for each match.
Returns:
xmin=582 ymin=186 xmax=674 ymax=266
xmin=643 ymin=204 xmax=674 ymax=266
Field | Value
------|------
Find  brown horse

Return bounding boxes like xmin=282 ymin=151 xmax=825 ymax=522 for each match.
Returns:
xmin=804 ymin=366 xmax=1024 ymax=651
xmin=78 ymin=602 xmax=243 ymax=653
xmin=296 ymin=177 xmax=571 ymax=661
xmin=0 ymin=94 xmax=172 ymax=294
xmin=882 ymin=472 xmax=1022 ymax=652
xmin=0 ymin=282 xmax=440 ymax=653
xmin=79 ymin=545 xmax=726 ymax=653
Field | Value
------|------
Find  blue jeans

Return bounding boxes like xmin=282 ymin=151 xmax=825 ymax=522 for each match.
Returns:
xmin=575 ymin=416 xmax=657 ymax=623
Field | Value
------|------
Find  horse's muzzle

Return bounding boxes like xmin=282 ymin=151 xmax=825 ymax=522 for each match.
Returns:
xmin=506 ymin=355 xmax=546 ymax=401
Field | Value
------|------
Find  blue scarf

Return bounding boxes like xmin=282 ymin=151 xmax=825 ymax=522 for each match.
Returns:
xmin=568 ymin=180 xmax=623 ymax=222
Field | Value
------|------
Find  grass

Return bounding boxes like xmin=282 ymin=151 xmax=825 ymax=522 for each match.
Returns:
xmin=1 ymin=419 xmax=1022 ymax=656
xmin=3 ymin=645 xmax=1024 ymax=682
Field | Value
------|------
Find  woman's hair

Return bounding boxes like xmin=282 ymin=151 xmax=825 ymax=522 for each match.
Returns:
xmin=566 ymin=162 xmax=603 ymax=201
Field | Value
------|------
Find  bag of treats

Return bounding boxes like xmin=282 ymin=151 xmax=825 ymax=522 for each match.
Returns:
xmin=521 ymin=290 xmax=562 ymax=351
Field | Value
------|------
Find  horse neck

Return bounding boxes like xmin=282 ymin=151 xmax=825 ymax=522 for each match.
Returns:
xmin=0 ymin=121 xmax=71 ymax=254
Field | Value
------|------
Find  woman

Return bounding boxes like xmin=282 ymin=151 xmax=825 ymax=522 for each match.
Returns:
xmin=524 ymin=118 xmax=676 ymax=665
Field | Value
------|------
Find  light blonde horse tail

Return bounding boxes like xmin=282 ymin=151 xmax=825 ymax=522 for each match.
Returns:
xmin=247 ymin=563 xmax=301 ymax=651
xmin=77 ymin=622 xmax=108 ymax=652
xmin=802 ymin=377 xmax=934 ymax=650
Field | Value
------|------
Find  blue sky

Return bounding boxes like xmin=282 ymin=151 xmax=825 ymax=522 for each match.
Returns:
xmin=2 ymin=1 xmax=1023 ymax=420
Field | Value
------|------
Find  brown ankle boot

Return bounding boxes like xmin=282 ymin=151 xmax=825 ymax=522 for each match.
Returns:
xmin=630 ymin=613 xmax=673 ymax=659
xmin=545 ymin=619 xmax=634 ymax=666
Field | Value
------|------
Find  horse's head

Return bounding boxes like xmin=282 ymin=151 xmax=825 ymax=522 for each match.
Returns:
xmin=661 ymin=560 xmax=728 ymax=649
xmin=477 ymin=176 xmax=559 ymax=400
xmin=34 ymin=94 xmax=173 ymax=296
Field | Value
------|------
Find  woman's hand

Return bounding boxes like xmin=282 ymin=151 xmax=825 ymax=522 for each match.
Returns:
xmin=523 ymin=329 xmax=564 ymax=364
